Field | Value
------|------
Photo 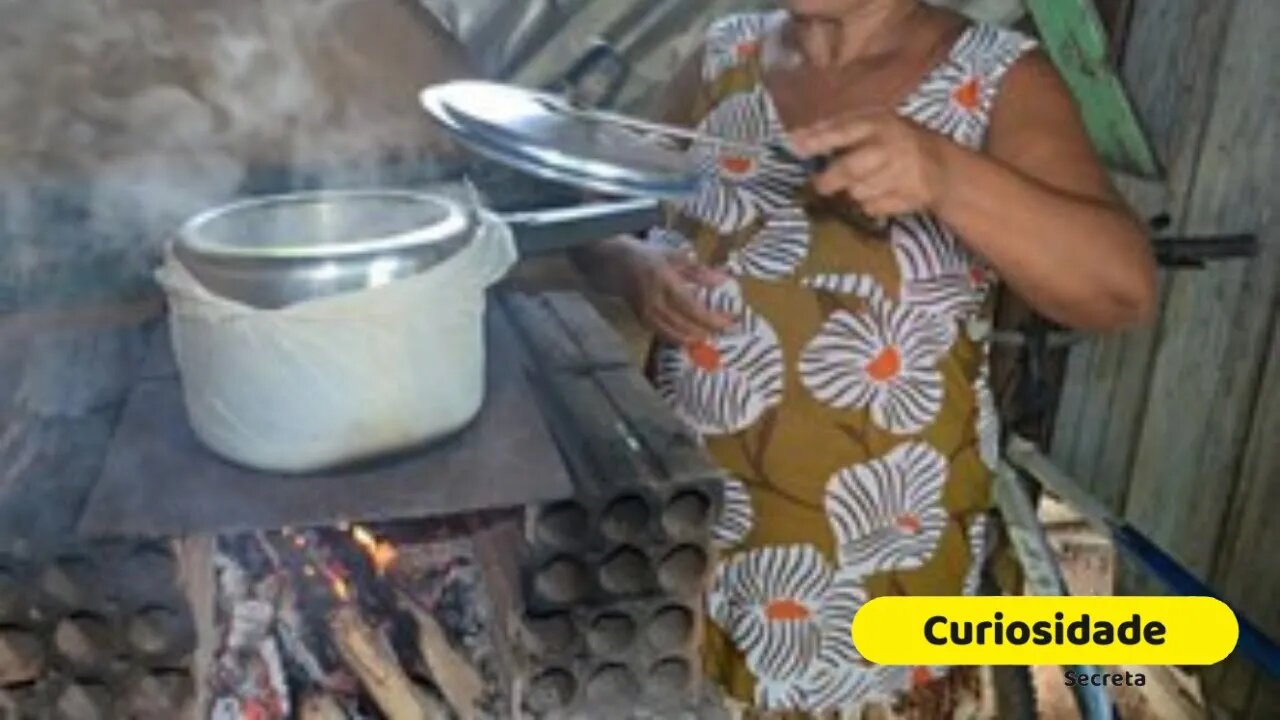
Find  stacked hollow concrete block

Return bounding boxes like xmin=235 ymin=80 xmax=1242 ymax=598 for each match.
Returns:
xmin=0 ymin=541 xmax=195 ymax=720
xmin=501 ymin=294 xmax=723 ymax=719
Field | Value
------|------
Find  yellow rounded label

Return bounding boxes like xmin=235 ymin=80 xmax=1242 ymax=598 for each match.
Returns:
xmin=851 ymin=596 xmax=1237 ymax=666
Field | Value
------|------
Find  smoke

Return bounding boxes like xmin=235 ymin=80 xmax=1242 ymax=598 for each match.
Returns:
xmin=0 ymin=0 xmax=469 ymax=312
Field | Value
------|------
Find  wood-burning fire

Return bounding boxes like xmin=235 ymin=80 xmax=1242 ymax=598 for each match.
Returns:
xmin=209 ymin=524 xmax=496 ymax=720
xmin=350 ymin=525 xmax=399 ymax=578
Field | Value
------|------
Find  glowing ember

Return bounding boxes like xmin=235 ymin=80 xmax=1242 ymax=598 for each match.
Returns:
xmin=350 ymin=525 xmax=399 ymax=576
xmin=324 ymin=566 xmax=351 ymax=602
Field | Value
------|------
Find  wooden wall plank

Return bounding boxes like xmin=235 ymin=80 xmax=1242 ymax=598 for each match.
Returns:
xmin=1122 ymin=0 xmax=1280 ymax=710
xmin=1206 ymin=285 xmax=1280 ymax=715
xmin=1050 ymin=0 xmax=1213 ymax=513
xmin=1123 ymin=0 xmax=1277 ymax=578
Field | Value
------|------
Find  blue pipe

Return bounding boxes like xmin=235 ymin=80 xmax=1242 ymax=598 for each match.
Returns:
xmin=1111 ymin=524 xmax=1280 ymax=679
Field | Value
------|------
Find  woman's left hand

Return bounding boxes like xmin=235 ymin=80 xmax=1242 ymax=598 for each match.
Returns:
xmin=788 ymin=112 xmax=955 ymax=218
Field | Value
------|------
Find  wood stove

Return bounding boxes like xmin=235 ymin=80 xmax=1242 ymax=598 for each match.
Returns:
xmin=0 ymin=288 xmax=723 ymax=720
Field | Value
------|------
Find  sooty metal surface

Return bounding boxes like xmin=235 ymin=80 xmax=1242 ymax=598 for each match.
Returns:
xmin=78 ymin=308 xmax=573 ymax=538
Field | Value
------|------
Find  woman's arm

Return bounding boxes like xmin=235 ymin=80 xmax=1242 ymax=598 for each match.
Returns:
xmin=790 ymin=52 xmax=1157 ymax=331
xmin=932 ymin=52 xmax=1157 ymax=329
xmin=567 ymin=48 xmax=734 ymax=343
xmin=569 ymin=43 xmax=707 ymax=294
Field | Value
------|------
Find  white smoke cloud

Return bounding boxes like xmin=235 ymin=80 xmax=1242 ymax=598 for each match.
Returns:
xmin=0 ymin=0 xmax=466 ymax=312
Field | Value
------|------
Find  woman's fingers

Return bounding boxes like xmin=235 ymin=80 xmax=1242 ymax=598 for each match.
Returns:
xmin=670 ymin=254 xmax=732 ymax=287
xmin=667 ymin=284 xmax=736 ymax=333
xmin=819 ymin=157 xmax=890 ymax=197
xmin=648 ymin=304 xmax=708 ymax=345
xmin=790 ymin=117 xmax=881 ymax=157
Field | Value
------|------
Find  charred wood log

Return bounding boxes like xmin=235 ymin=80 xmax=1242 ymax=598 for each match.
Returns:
xmin=327 ymin=603 xmax=445 ymax=720
xmin=398 ymin=592 xmax=485 ymax=720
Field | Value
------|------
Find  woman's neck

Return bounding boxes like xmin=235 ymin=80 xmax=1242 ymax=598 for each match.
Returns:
xmin=788 ymin=0 xmax=924 ymax=68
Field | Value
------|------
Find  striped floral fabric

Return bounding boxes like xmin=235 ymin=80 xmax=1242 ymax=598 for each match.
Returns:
xmin=646 ymin=11 xmax=1036 ymax=716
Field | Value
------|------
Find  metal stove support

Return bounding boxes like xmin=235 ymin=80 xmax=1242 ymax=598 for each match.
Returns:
xmin=993 ymin=461 xmax=1116 ymax=720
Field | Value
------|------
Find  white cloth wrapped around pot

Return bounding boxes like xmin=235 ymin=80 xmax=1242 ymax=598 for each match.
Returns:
xmin=155 ymin=210 xmax=517 ymax=474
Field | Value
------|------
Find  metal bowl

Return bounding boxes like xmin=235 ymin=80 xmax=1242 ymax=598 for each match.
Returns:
xmin=173 ymin=190 xmax=476 ymax=309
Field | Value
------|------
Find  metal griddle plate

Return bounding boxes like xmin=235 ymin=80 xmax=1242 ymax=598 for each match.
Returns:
xmin=420 ymin=80 xmax=698 ymax=199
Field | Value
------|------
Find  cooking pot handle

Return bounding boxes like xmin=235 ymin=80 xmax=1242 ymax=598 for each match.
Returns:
xmin=499 ymin=198 xmax=663 ymax=257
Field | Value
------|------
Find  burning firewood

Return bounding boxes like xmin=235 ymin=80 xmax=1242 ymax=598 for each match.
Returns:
xmin=328 ymin=602 xmax=448 ymax=720
xmin=348 ymin=523 xmax=488 ymax=719
xmin=398 ymin=592 xmax=485 ymax=720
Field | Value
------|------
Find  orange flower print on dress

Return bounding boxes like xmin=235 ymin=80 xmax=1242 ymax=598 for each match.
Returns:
xmin=890 ymin=214 xmax=988 ymax=320
xmin=684 ymin=89 xmax=807 ymax=234
xmin=799 ymin=294 xmax=953 ymax=435
xmin=702 ymin=12 xmax=787 ymax=81
xmin=899 ymin=23 xmax=1035 ymax=147
xmin=705 ymin=545 xmax=828 ymax=704
xmin=952 ymin=77 xmax=981 ymax=110
xmin=712 ymin=476 xmax=755 ymax=549
xmin=706 ymin=546 xmax=871 ymax=710
xmin=724 ymin=205 xmax=811 ymax=280
xmin=824 ymin=442 xmax=949 ymax=576
xmin=654 ymin=280 xmax=783 ymax=436
xmin=672 ymin=14 xmax=1041 ymax=716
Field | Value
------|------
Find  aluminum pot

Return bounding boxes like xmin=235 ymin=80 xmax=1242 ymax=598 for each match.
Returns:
xmin=172 ymin=187 xmax=662 ymax=309
xmin=172 ymin=189 xmax=477 ymax=309
xmin=161 ymin=188 xmax=660 ymax=473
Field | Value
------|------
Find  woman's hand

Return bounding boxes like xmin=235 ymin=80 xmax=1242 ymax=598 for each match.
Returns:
xmin=788 ymin=112 xmax=953 ymax=218
xmin=615 ymin=241 xmax=737 ymax=345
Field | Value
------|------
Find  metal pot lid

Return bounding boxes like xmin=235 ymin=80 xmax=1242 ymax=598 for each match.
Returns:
xmin=176 ymin=190 xmax=475 ymax=261
xmin=420 ymin=80 xmax=698 ymax=199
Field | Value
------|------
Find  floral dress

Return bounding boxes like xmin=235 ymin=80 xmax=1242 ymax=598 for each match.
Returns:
xmin=645 ymin=12 xmax=1037 ymax=717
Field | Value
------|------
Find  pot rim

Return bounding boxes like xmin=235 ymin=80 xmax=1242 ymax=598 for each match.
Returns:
xmin=175 ymin=189 xmax=475 ymax=262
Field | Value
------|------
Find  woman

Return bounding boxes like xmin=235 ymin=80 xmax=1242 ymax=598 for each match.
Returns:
xmin=575 ymin=0 xmax=1156 ymax=716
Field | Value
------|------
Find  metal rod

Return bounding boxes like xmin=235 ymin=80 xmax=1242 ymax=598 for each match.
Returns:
xmin=993 ymin=462 xmax=1115 ymax=720
xmin=551 ymin=98 xmax=884 ymax=162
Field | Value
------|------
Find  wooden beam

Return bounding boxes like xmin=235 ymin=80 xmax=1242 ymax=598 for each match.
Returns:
xmin=1024 ymin=0 xmax=1160 ymax=176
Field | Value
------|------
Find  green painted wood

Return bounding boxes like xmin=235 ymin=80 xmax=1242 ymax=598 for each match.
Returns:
xmin=1025 ymin=0 xmax=1161 ymax=177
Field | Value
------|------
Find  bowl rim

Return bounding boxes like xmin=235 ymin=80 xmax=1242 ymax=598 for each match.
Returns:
xmin=175 ymin=189 xmax=476 ymax=262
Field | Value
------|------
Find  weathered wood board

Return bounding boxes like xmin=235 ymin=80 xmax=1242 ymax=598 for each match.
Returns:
xmin=1049 ymin=0 xmax=1280 ymax=713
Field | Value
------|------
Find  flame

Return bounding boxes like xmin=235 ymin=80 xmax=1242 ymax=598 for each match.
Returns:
xmin=325 ymin=565 xmax=351 ymax=602
xmin=350 ymin=524 xmax=398 ymax=576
